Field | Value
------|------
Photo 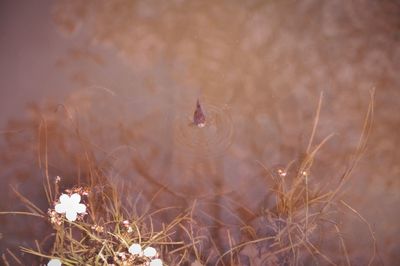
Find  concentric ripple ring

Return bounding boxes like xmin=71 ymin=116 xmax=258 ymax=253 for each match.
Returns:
xmin=173 ymin=102 xmax=234 ymax=158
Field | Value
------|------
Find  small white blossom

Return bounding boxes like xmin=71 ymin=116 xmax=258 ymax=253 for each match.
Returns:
xmin=48 ymin=258 xmax=62 ymax=266
xmin=55 ymin=193 xmax=86 ymax=221
xmin=143 ymin=246 xmax=157 ymax=258
xmin=117 ymin=252 xmax=127 ymax=260
xmin=128 ymin=243 xmax=142 ymax=255
xmin=150 ymin=258 xmax=163 ymax=266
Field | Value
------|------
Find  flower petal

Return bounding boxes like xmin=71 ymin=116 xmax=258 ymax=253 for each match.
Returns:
xmin=70 ymin=193 xmax=81 ymax=204
xmin=59 ymin=194 xmax=69 ymax=204
xmin=128 ymin=243 xmax=142 ymax=255
xmin=143 ymin=246 xmax=157 ymax=258
xmin=55 ymin=203 xmax=66 ymax=214
xmin=65 ymin=210 xmax=78 ymax=221
xmin=48 ymin=258 xmax=62 ymax=266
xmin=75 ymin=203 xmax=86 ymax=214
xmin=150 ymin=259 xmax=163 ymax=266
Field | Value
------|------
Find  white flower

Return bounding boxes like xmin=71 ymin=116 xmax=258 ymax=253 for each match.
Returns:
xmin=128 ymin=244 xmax=160 ymax=263
xmin=150 ymin=258 xmax=163 ymax=266
xmin=55 ymin=193 xmax=86 ymax=221
xmin=128 ymin=243 xmax=142 ymax=255
xmin=48 ymin=258 xmax=62 ymax=266
xmin=143 ymin=246 xmax=157 ymax=258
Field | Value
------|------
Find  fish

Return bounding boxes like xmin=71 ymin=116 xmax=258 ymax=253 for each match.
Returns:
xmin=193 ymin=99 xmax=206 ymax=128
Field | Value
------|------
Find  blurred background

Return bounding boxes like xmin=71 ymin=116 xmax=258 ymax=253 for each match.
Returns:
xmin=0 ymin=0 xmax=399 ymax=264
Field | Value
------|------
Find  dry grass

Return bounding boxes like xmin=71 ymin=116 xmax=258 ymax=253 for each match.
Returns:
xmin=1 ymin=144 xmax=202 ymax=265
xmin=0 ymin=91 xmax=378 ymax=265
xmin=214 ymin=91 xmax=377 ymax=265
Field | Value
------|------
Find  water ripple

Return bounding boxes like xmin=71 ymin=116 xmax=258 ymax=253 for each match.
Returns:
xmin=173 ymin=101 xmax=234 ymax=158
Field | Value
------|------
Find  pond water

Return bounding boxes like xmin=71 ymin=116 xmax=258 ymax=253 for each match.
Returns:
xmin=1 ymin=0 xmax=399 ymax=265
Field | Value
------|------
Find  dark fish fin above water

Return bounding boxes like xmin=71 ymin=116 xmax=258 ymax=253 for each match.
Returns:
xmin=193 ymin=99 xmax=206 ymax=127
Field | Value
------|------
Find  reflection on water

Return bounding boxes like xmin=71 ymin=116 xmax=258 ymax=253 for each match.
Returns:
xmin=1 ymin=0 xmax=400 ymax=264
